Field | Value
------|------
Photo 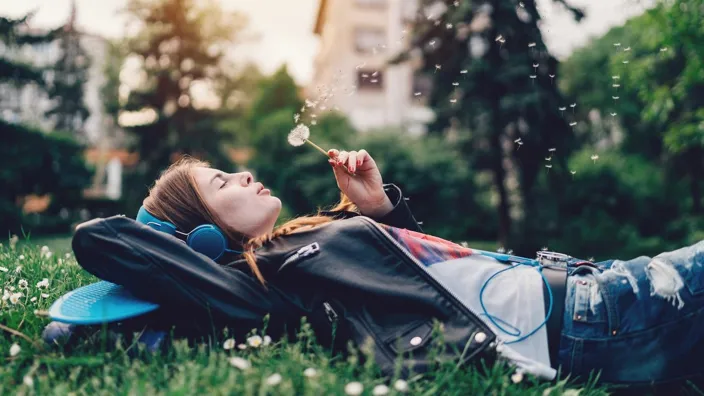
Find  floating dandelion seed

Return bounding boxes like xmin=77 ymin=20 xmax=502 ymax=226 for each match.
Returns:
xmin=450 ymin=99 xmax=457 ymax=103
xmin=610 ymin=112 xmax=617 ymax=116
xmin=532 ymin=63 xmax=539 ymax=69
xmin=370 ymin=79 xmax=378 ymax=83
xmin=613 ymin=42 xmax=621 ymax=47
xmin=591 ymin=154 xmax=599 ymax=163
xmin=545 ymin=156 xmax=552 ymax=161
xmin=454 ymin=0 xmax=460 ymax=6
xmin=612 ymin=96 xmax=620 ymax=100
xmin=622 ymin=60 xmax=629 ymax=64
xmin=495 ymin=35 xmax=504 ymax=42
xmin=460 ymin=69 xmax=468 ymax=74
xmin=519 ymin=1 xmax=525 ymax=7
xmin=529 ymin=75 xmax=537 ymax=84
xmin=549 ymin=148 xmax=556 ymax=152
xmin=355 ymin=62 xmax=366 ymax=70
xmin=446 ymin=23 xmax=453 ymax=29
xmin=624 ymin=47 xmax=631 ymax=51
xmin=305 ymin=99 xmax=316 ymax=108
xmin=414 ymin=92 xmax=422 ymax=96
xmin=514 ymin=138 xmax=523 ymax=150
xmin=528 ymin=42 xmax=536 ymax=48
xmin=660 ymin=47 xmax=668 ymax=52
xmin=569 ymin=121 xmax=578 ymax=126
xmin=311 ymin=120 xmax=317 ymax=125
xmin=549 ymin=74 xmax=555 ymax=84
xmin=452 ymin=82 xmax=459 ymax=86
xmin=294 ymin=113 xmax=300 ymax=123
xmin=434 ymin=64 xmax=442 ymax=72
xmin=559 ymin=106 xmax=567 ymax=113
xmin=570 ymin=170 xmax=577 ymax=175
xmin=545 ymin=164 xmax=553 ymax=169
xmin=613 ymin=84 xmax=620 ymax=88
xmin=429 ymin=40 xmax=436 ymax=46
xmin=372 ymin=71 xmax=378 ymax=77
xmin=612 ymin=75 xmax=620 ymax=80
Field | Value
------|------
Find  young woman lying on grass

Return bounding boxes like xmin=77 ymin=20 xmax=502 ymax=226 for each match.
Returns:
xmin=72 ymin=149 xmax=704 ymax=387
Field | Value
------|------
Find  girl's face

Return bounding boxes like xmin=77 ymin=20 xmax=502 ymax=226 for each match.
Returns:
xmin=192 ymin=167 xmax=281 ymax=238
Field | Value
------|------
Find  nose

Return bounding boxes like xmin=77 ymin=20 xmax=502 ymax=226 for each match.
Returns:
xmin=237 ymin=171 xmax=253 ymax=187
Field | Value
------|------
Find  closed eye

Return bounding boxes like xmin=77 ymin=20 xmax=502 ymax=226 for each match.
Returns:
xmin=220 ymin=179 xmax=227 ymax=189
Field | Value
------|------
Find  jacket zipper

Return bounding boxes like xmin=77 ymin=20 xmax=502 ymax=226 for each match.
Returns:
xmin=279 ymin=242 xmax=320 ymax=272
xmin=358 ymin=217 xmax=497 ymax=355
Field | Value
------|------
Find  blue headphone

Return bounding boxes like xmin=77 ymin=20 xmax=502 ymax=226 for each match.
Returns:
xmin=136 ymin=206 xmax=245 ymax=260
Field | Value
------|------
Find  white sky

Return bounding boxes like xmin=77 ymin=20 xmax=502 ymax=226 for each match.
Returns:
xmin=1 ymin=0 xmax=654 ymax=86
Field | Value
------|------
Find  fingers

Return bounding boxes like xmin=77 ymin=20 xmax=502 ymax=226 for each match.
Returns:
xmin=327 ymin=148 xmax=370 ymax=174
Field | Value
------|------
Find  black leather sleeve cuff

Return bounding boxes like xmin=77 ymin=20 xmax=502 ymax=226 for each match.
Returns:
xmin=373 ymin=184 xmax=424 ymax=232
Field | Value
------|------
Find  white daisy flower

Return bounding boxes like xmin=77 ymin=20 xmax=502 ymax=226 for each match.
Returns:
xmin=263 ymin=335 xmax=272 ymax=346
xmin=247 ymin=335 xmax=263 ymax=347
xmin=30 ymin=297 xmax=37 ymax=302
xmin=303 ymin=367 xmax=318 ymax=378
xmin=345 ymin=381 xmax=364 ymax=395
xmin=2 ymin=289 xmax=10 ymax=301
xmin=511 ymin=371 xmax=524 ymax=384
xmin=18 ymin=279 xmax=28 ymax=289
xmin=228 ymin=356 xmax=251 ymax=370
xmin=45 ymin=252 xmax=53 ymax=259
xmin=223 ymin=338 xmax=236 ymax=350
xmin=36 ymin=278 xmax=49 ymax=289
xmin=10 ymin=343 xmax=21 ymax=357
xmin=237 ymin=343 xmax=247 ymax=350
xmin=0 ymin=266 xmax=7 ymax=272
xmin=394 ymin=379 xmax=409 ymax=392
xmin=15 ymin=266 xmax=22 ymax=273
xmin=41 ymin=246 xmax=50 ymax=254
xmin=65 ymin=253 xmax=71 ymax=259
xmin=372 ymin=384 xmax=389 ymax=395
xmin=41 ymin=293 xmax=49 ymax=298
xmin=23 ymin=375 xmax=34 ymax=387
xmin=18 ymin=255 xmax=25 ymax=260
xmin=265 ymin=373 xmax=282 ymax=386
xmin=10 ymin=292 xmax=23 ymax=305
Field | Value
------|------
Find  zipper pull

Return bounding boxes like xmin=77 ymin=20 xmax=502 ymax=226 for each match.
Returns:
xmin=298 ymin=242 xmax=320 ymax=258
xmin=279 ymin=242 xmax=321 ymax=272
xmin=323 ymin=301 xmax=338 ymax=323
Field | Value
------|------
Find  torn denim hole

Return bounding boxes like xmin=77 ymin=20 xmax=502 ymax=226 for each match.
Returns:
xmin=609 ymin=260 xmax=640 ymax=295
xmin=645 ymin=257 xmax=685 ymax=310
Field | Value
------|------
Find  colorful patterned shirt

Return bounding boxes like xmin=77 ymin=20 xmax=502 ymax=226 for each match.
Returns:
xmin=378 ymin=224 xmax=474 ymax=266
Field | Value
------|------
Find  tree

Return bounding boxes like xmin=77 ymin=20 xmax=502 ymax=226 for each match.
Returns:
xmin=561 ymin=0 xmax=704 ymax=214
xmin=0 ymin=13 xmax=57 ymax=87
xmin=120 ymin=0 xmax=250 ymax=213
xmin=398 ymin=0 xmax=585 ymax=250
xmin=43 ymin=1 xmax=91 ymax=141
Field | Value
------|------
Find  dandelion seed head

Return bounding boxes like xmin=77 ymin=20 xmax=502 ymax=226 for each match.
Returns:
xmin=288 ymin=124 xmax=310 ymax=146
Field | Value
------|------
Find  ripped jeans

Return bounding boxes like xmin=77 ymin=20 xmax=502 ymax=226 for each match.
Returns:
xmin=559 ymin=240 xmax=704 ymax=385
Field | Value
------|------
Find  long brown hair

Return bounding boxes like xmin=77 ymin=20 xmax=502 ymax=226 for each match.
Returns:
xmin=142 ymin=156 xmax=359 ymax=285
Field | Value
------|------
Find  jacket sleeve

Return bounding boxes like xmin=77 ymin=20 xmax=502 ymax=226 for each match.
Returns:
xmin=71 ymin=216 xmax=297 ymax=331
xmin=319 ymin=183 xmax=424 ymax=232
xmin=372 ymin=183 xmax=424 ymax=232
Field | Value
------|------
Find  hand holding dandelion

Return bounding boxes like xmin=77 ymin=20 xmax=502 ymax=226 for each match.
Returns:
xmin=287 ymin=124 xmax=392 ymax=218
xmin=288 ymin=124 xmax=356 ymax=176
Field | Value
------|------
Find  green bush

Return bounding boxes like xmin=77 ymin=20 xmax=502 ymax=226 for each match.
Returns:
xmin=0 ymin=120 xmax=93 ymax=235
xmin=545 ymin=148 xmax=690 ymax=260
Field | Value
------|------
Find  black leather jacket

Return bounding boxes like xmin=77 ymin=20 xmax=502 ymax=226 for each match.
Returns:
xmin=72 ymin=184 xmax=498 ymax=376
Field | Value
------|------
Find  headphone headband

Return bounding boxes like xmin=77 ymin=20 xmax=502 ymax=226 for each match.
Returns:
xmin=136 ymin=206 xmax=243 ymax=260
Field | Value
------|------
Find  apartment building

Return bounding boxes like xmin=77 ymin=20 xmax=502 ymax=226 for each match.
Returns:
xmin=309 ymin=0 xmax=434 ymax=135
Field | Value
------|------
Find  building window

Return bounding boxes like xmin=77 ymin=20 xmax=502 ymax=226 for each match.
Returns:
xmin=357 ymin=69 xmax=384 ymax=90
xmin=354 ymin=27 xmax=386 ymax=54
xmin=355 ymin=0 xmax=386 ymax=7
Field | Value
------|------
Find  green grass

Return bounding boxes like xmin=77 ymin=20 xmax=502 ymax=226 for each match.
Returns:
xmin=0 ymin=236 xmax=640 ymax=395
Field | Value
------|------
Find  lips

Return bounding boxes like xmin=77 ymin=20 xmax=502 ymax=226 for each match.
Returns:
xmin=256 ymin=183 xmax=269 ymax=195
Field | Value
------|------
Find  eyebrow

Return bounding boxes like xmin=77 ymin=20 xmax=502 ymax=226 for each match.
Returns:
xmin=209 ymin=172 xmax=223 ymax=186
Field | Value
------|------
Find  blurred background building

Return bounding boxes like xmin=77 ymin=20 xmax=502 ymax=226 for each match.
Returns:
xmin=309 ymin=0 xmax=434 ymax=135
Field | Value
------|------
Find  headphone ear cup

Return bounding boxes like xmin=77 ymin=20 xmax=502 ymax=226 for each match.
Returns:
xmin=187 ymin=225 xmax=227 ymax=261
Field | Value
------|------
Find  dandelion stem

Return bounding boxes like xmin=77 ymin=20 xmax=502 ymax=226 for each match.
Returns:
xmin=0 ymin=323 xmax=33 ymax=343
xmin=305 ymin=139 xmax=329 ymax=156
